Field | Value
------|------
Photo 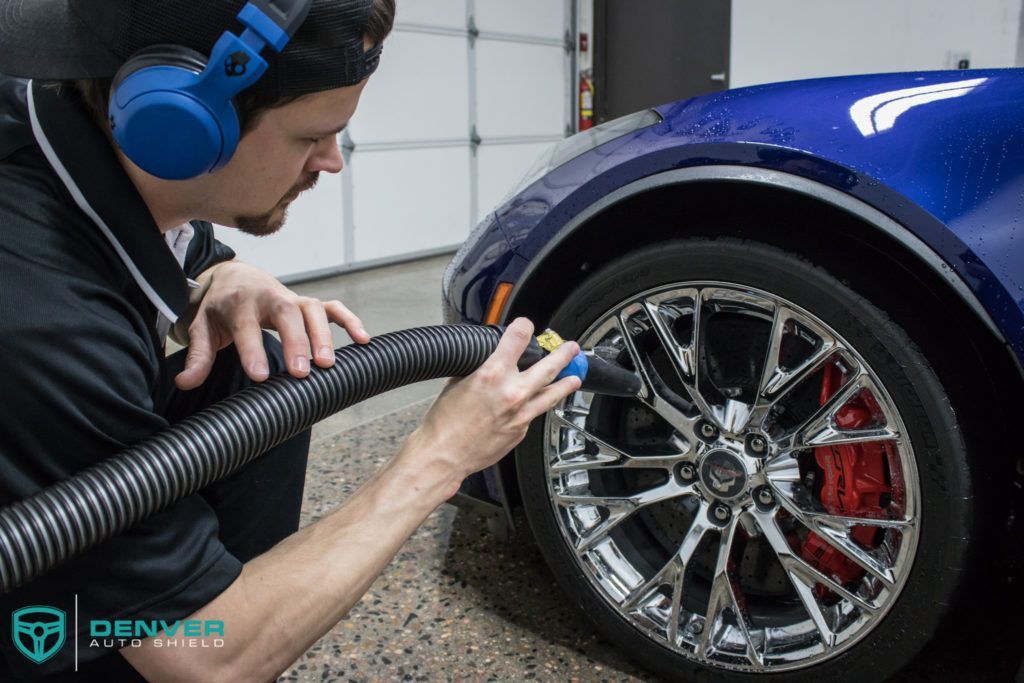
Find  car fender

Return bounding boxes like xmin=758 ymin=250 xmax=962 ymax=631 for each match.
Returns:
xmin=505 ymin=163 xmax=1008 ymax=350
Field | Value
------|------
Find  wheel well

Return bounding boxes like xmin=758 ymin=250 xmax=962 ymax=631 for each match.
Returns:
xmin=502 ymin=180 xmax=1024 ymax=514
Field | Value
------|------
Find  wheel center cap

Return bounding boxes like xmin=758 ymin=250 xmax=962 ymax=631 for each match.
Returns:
xmin=699 ymin=450 xmax=748 ymax=500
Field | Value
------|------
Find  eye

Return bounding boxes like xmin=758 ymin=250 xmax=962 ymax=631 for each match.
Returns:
xmin=307 ymin=136 xmax=323 ymax=144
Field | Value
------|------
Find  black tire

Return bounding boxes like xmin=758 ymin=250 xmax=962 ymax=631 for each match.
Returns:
xmin=517 ymin=237 xmax=974 ymax=683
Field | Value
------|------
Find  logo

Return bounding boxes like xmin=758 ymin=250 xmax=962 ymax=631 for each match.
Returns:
xmin=699 ymin=451 xmax=747 ymax=499
xmin=224 ymin=51 xmax=251 ymax=77
xmin=12 ymin=606 xmax=66 ymax=665
xmin=89 ymin=618 xmax=225 ymax=650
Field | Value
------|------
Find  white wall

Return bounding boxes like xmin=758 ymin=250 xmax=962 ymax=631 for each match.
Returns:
xmin=731 ymin=0 xmax=1023 ymax=87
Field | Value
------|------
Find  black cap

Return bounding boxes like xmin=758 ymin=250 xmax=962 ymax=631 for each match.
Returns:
xmin=0 ymin=0 xmax=382 ymax=98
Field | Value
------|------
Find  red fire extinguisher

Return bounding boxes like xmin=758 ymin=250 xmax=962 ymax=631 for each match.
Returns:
xmin=579 ymin=70 xmax=595 ymax=131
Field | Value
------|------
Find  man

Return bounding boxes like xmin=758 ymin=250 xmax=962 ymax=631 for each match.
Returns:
xmin=0 ymin=1 xmax=580 ymax=680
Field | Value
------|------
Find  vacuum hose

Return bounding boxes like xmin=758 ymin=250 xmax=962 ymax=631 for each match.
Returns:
xmin=0 ymin=324 xmax=640 ymax=594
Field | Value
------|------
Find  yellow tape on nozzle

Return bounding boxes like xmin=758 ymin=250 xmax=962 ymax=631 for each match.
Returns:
xmin=535 ymin=328 xmax=566 ymax=353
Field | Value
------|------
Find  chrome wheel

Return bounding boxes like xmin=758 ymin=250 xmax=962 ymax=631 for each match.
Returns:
xmin=544 ymin=282 xmax=920 ymax=672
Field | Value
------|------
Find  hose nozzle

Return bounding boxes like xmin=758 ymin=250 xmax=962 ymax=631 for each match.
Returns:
xmin=513 ymin=327 xmax=641 ymax=397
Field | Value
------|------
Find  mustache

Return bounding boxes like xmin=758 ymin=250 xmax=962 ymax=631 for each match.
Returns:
xmin=281 ymin=173 xmax=319 ymax=202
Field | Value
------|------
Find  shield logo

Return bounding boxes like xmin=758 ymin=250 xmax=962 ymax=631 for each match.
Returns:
xmin=12 ymin=606 xmax=66 ymax=664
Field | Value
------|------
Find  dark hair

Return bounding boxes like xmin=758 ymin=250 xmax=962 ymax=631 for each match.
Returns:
xmin=65 ymin=0 xmax=395 ymax=136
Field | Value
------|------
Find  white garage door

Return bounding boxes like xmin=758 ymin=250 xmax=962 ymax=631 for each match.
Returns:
xmin=218 ymin=0 xmax=575 ymax=282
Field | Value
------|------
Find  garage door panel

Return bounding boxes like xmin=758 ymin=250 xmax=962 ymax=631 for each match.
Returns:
xmin=477 ymin=142 xmax=554 ymax=219
xmin=396 ymin=0 xmax=465 ymax=29
xmin=215 ymin=169 xmax=345 ymax=279
xmin=351 ymin=147 xmax=471 ymax=262
xmin=348 ymin=31 xmax=469 ymax=144
xmin=476 ymin=41 xmax=566 ymax=139
xmin=474 ymin=0 xmax=565 ymax=40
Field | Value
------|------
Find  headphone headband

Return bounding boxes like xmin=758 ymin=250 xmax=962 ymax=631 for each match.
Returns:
xmin=239 ymin=0 xmax=312 ymax=53
xmin=250 ymin=0 xmax=314 ymax=40
xmin=109 ymin=0 xmax=316 ymax=179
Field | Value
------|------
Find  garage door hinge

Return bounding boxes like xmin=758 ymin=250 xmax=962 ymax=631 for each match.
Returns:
xmin=339 ymin=130 xmax=355 ymax=165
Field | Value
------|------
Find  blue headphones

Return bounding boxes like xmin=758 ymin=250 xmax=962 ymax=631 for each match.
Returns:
xmin=109 ymin=0 xmax=313 ymax=180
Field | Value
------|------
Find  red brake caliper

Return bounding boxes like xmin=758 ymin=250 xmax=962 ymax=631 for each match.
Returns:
xmin=799 ymin=364 xmax=892 ymax=598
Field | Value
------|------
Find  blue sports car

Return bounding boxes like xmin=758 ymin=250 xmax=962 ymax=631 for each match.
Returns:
xmin=442 ymin=69 xmax=1024 ymax=681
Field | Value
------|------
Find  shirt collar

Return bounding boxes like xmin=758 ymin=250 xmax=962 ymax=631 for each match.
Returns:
xmin=25 ymin=79 xmax=188 ymax=322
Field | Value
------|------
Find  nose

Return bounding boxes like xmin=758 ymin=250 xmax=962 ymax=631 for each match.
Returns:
xmin=306 ymin=137 xmax=344 ymax=174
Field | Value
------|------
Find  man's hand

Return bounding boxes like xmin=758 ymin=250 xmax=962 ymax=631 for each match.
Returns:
xmin=175 ymin=260 xmax=371 ymax=391
xmin=399 ymin=317 xmax=582 ymax=497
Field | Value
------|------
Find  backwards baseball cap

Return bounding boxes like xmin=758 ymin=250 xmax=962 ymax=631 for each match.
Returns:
xmin=0 ymin=0 xmax=384 ymax=99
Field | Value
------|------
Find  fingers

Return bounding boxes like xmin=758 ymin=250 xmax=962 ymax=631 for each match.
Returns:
xmin=229 ymin=314 xmax=272 ymax=381
xmin=488 ymin=317 xmax=535 ymax=369
xmin=521 ymin=375 xmax=582 ymax=419
xmin=323 ymin=300 xmax=370 ymax=345
xmin=519 ymin=339 xmax=580 ymax=391
xmin=299 ymin=298 xmax=337 ymax=368
xmin=196 ymin=260 xmax=369 ymax=381
xmin=174 ymin=319 xmax=215 ymax=391
xmin=269 ymin=299 xmax=312 ymax=378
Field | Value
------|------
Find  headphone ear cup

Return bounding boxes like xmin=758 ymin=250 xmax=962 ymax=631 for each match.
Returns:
xmin=112 ymin=45 xmax=209 ymax=90
xmin=109 ymin=45 xmax=241 ymax=180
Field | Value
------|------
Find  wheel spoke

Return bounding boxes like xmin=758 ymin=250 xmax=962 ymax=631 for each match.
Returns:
xmin=762 ymin=453 xmax=802 ymax=485
xmin=788 ymin=570 xmax=838 ymax=651
xmin=791 ymin=372 xmax=898 ymax=451
xmin=801 ymin=425 xmax=899 ymax=448
xmin=696 ymin=521 xmax=764 ymax=668
xmin=757 ymin=306 xmax=838 ymax=403
xmin=754 ymin=508 xmax=879 ymax=619
xmin=616 ymin=306 xmax=698 ymax=438
xmin=800 ymin=510 xmax=913 ymax=531
xmin=773 ymin=485 xmax=899 ymax=588
xmin=641 ymin=292 xmax=718 ymax=423
xmin=550 ymin=411 xmax=690 ymax=472
xmin=555 ymin=479 xmax=691 ymax=554
xmin=622 ymin=502 xmax=712 ymax=612
xmin=746 ymin=305 xmax=840 ymax=430
xmin=623 ymin=503 xmax=713 ymax=646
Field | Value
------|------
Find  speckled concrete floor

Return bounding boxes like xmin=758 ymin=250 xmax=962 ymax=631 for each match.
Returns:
xmin=277 ymin=398 xmax=654 ymax=683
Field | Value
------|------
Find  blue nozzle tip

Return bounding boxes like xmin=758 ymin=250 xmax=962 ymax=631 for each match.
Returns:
xmin=555 ymin=351 xmax=589 ymax=383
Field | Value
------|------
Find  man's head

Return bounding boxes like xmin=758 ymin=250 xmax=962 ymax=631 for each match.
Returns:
xmin=196 ymin=69 xmax=373 ymax=236
xmin=0 ymin=0 xmax=396 ymax=234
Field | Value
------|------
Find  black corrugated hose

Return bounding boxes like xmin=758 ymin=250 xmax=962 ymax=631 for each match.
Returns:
xmin=0 ymin=324 xmax=505 ymax=595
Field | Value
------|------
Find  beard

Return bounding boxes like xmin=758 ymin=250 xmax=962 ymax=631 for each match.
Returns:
xmin=233 ymin=172 xmax=320 ymax=237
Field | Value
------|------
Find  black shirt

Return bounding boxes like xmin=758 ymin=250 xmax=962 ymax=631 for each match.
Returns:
xmin=0 ymin=76 xmax=242 ymax=679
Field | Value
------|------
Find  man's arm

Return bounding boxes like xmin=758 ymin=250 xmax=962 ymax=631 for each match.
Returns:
xmin=123 ymin=431 xmax=461 ymax=682
xmin=121 ymin=319 xmax=581 ymax=682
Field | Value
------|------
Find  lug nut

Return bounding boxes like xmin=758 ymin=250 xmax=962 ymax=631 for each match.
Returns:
xmin=757 ymin=488 xmax=774 ymax=506
xmin=749 ymin=435 xmax=767 ymax=454
xmin=679 ymin=463 xmax=696 ymax=481
xmin=712 ymin=504 xmax=730 ymax=522
xmin=698 ymin=421 xmax=718 ymax=441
